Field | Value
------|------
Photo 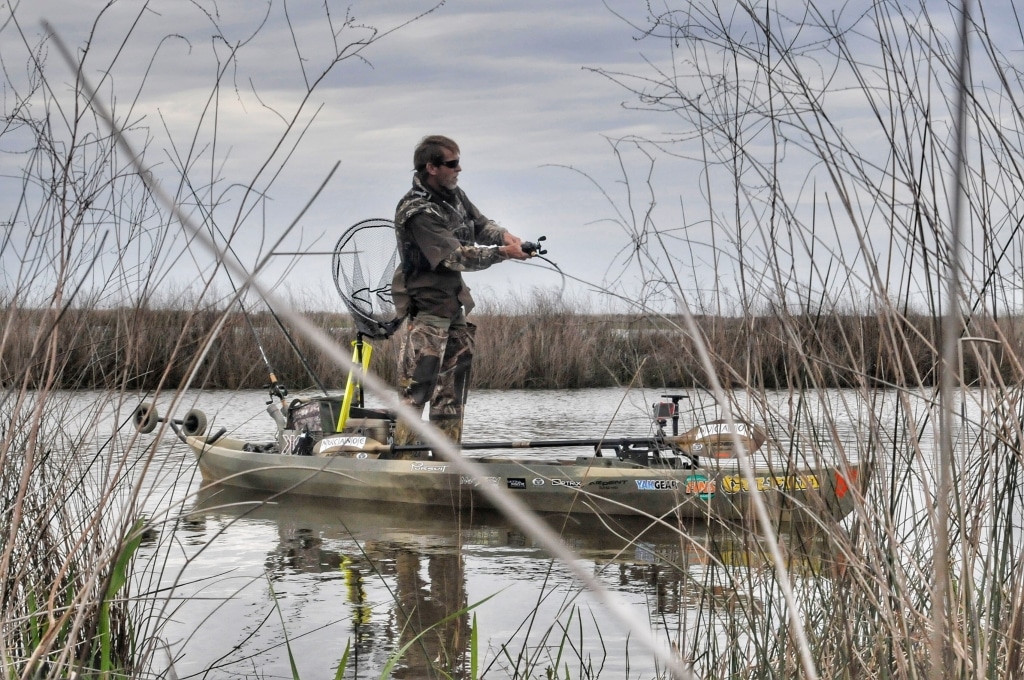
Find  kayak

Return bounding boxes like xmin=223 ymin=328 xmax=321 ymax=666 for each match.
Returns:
xmin=135 ymin=394 xmax=866 ymax=522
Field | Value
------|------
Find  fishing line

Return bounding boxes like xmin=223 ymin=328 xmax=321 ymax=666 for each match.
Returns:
xmin=170 ymin=158 xmax=335 ymax=395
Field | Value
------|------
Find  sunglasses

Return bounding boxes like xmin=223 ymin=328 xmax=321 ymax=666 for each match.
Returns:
xmin=437 ymin=158 xmax=461 ymax=169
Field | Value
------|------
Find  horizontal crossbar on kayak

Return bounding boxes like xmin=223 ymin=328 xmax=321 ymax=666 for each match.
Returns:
xmin=393 ymin=436 xmax=677 ymax=452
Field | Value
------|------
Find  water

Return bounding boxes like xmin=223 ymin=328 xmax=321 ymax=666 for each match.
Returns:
xmin=121 ymin=386 xmax=971 ymax=679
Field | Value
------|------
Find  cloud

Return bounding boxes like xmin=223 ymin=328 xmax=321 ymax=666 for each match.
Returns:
xmin=4 ymin=0 xmax=673 ymax=310
xmin=8 ymin=0 xmax=1018 ymax=315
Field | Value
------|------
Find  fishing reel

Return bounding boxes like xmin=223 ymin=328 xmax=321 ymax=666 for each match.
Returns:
xmin=265 ymin=380 xmax=288 ymax=404
xmin=522 ymin=235 xmax=547 ymax=257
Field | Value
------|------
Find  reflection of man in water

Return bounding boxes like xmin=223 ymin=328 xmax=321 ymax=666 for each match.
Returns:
xmin=266 ymin=526 xmax=342 ymax=575
xmin=267 ymin=524 xmax=385 ymax=664
xmin=267 ymin=521 xmax=470 ymax=678
xmin=393 ymin=550 xmax=469 ymax=679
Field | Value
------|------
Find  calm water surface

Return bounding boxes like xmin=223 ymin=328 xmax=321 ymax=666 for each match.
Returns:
xmin=128 ymin=387 xmax=927 ymax=679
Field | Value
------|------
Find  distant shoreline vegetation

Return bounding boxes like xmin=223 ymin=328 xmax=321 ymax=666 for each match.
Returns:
xmin=0 ymin=294 xmax=1010 ymax=391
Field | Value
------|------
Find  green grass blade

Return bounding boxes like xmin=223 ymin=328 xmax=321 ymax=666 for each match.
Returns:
xmin=471 ymin=613 xmax=478 ymax=680
xmin=333 ymin=638 xmax=351 ymax=680
xmin=266 ymin=577 xmax=302 ymax=680
xmin=100 ymin=518 xmax=146 ymax=675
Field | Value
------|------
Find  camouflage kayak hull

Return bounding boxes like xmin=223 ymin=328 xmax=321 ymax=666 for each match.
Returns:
xmin=187 ymin=434 xmax=866 ymax=522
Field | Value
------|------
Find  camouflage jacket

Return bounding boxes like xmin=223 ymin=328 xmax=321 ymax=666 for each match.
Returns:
xmin=392 ymin=176 xmax=508 ymax=319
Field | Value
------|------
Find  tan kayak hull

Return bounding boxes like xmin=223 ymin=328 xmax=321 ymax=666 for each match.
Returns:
xmin=188 ymin=435 xmax=866 ymax=522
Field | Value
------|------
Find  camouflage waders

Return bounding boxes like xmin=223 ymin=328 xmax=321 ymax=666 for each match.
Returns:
xmin=394 ymin=314 xmax=476 ymax=446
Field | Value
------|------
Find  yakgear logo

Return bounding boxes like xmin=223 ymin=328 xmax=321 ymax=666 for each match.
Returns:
xmin=635 ymin=479 xmax=679 ymax=491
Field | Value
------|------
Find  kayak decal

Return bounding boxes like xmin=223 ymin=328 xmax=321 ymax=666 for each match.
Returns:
xmin=697 ymin=423 xmax=751 ymax=438
xmin=721 ymin=474 xmax=820 ymax=493
xmin=460 ymin=475 xmax=499 ymax=486
xmin=551 ymin=479 xmax=581 ymax=488
xmin=684 ymin=474 xmax=715 ymax=500
xmin=635 ymin=479 xmax=679 ymax=491
xmin=532 ymin=478 xmax=545 ymax=486
xmin=835 ymin=469 xmax=858 ymax=499
xmin=587 ymin=479 xmax=628 ymax=489
xmin=507 ymin=478 xmax=527 ymax=489
xmin=320 ymin=436 xmax=367 ymax=450
xmin=410 ymin=462 xmax=447 ymax=472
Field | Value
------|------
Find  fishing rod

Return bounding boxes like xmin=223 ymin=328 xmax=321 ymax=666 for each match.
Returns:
xmin=260 ymin=297 xmax=328 ymax=395
xmin=212 ymin=270 xmax=329 ymax=402
xmin=218 ymin=220 xmax=329 ymax=397
xmin=309 ymin=435 xmax=688 ymax=459
xmin=159 ymin=157 xmax=333 ymax=399
xmin=237 ymin=297 xmax=287 ymax=400
xmin=232 ymin=170 xmax=345 ymax=399
xmin=313 ymin=415 xmax=766 ymax=457
xmin=271 ymin=235 xmax=549 ymax=258
xmin=400 ymin=435 xmax=680 ymax=453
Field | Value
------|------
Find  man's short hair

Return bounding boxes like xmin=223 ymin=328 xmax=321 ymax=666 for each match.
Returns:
xmin=414 ymin=135 xmax=460 ymax=176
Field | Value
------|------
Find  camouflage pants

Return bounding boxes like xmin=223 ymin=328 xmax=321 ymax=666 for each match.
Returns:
xmin=394 ymin=313 xmax=476 ymax=444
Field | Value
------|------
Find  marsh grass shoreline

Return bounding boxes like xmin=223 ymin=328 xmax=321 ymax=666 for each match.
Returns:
xmin=1 ymin=300 xmax=1017 ymax=392
xmin=6 ymin=0 xmax=1024 ymax=676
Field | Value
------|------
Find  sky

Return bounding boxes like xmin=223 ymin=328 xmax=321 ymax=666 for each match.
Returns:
xmin=2 ymin=0 xmax=1024 ymax=316
xmin=1 ymin=0 xmax=678 ymax=312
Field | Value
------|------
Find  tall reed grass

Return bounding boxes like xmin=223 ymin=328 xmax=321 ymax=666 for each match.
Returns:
xmin=2 ymin=298 xmax=1016 ymax=392
xmin=3 ymin=0 xmax=1024 ymax=678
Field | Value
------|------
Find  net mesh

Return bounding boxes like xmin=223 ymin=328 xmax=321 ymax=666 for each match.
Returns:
xmin=332 ymin=218 xmax=400 ymax=338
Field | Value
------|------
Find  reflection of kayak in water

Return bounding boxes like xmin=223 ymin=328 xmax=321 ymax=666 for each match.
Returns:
xmin=183 ymin=486 xmax=849 ymax=679
xmin=142 ymin=393 xmax=868 ymax=523
xmin=189 ymin=486 xmax=848 ymax=580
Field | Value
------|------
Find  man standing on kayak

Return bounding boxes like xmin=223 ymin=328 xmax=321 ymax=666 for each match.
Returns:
xmin=392 ymin=135 xmax=529 ymax=447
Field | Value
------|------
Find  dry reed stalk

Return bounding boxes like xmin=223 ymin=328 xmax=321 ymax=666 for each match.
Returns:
xmin=0 ymin=3 xmax=442 ymax=677
xmin=575 ymin=1 xmax=1024 ymax=677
